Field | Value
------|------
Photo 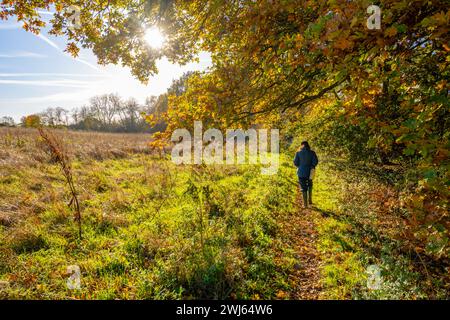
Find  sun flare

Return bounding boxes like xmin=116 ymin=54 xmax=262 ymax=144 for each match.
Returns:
xmin=144 ymin=27 xmax=165 ymax=49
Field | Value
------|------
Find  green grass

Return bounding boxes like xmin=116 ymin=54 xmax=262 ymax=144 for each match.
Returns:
xmin=311 ymin=158 xmax=448 ymax=299
xmin=0 ymin=154 xmax=299 ymax=299
xmin=1 ymin=127 xmax=447 ymax=300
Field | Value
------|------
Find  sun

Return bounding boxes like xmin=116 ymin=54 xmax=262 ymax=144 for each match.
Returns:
xmin=144 ymin=27 xmax=165 ymax=49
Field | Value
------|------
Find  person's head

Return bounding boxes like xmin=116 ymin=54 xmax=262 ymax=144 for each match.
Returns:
xmin=301 ymin=141 xmax=311 ymax=150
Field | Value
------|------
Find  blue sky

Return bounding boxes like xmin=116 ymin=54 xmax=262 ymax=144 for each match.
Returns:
xmin=0 ymin=12 xmax=211 ymax=121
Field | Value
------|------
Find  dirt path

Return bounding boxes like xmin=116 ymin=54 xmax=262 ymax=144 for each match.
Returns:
xmin=283 ymin=189 xmax=323 ymax=299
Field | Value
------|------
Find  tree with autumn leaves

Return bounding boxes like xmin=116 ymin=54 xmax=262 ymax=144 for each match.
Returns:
xmin=21 ymin=114 xmax=42 ymax=128
xmin=2 ymin=1 xmax=448 ymax=257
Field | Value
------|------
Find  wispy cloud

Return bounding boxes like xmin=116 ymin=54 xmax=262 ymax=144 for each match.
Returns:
xmin=0 ymin=73 xmax=106 ymax=78
xmin=36 ymin=33 xmax=59 ymax=50
xmin=0 ymin=23 xmax=22 ymax=30
xmin=37 ymin=11 xmax=55 ymax=16
xmin=75 ymin=58 xmax=102 ymax=71
xmin=0 ymin=79 xmax=97 ymax=88
xmin=36 ymin=33 xmax=101 ymax=71
xmin=0 ymin=89 xmax=95 ymax=104
xmin=0 ymin=51 xmax=46 ymax=58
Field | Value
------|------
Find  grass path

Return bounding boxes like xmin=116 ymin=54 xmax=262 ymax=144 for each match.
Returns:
xmin=283 ymin=187 xmax=324 ymax=299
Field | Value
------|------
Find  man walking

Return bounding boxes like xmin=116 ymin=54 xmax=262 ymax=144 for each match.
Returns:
xmin=294 ymin=141 xmax=319 ymax=208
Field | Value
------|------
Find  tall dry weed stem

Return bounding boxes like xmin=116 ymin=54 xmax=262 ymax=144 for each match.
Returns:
xmin=38 ymin=128 xmax=82 ymax=239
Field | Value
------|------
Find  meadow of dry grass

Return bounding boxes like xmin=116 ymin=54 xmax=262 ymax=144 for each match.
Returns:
xmin=0 ymin=127 xmax=299 ymax=299
xmin=0 ymin=127 xmax=447 ymax=300
xmin=0 ymin=128 xmax=151 ymax=228
xmin=0 ymin=127 xmax=153 ymax=163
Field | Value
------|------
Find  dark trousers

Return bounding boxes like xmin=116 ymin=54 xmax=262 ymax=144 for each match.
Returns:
xmin=299 ymin=178 xmax=313 ymax=192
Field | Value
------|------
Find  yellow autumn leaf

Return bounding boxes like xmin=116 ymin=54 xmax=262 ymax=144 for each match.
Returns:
xmin=385 ymin=26 xmax=398 ymax=37
xmin=334 ymin=38 xmax=353 ymax=50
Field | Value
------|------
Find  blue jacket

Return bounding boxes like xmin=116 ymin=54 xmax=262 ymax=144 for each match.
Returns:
xmin=294 ymin=149 xmax=318 ymax=178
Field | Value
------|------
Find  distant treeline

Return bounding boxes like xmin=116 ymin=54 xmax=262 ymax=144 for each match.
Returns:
xmin=0 ymin=72 xmax=192 ymax=133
